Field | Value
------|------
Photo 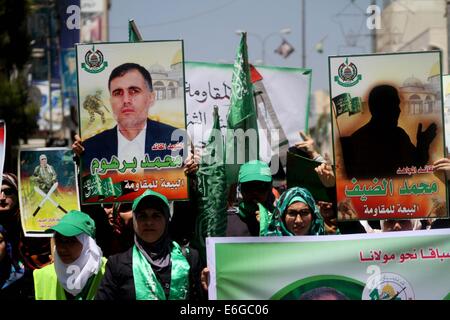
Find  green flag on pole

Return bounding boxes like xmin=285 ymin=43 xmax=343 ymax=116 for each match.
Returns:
xmin=332 ymin=93 xmax=351 ymax=117
xmin=225 ymin=32 xmax=259 ymax=186
xmin=128 ymin=19 xmax=143 ymax=42
xmin=194 ymin=106 xmax=227 ymax=261
xmin=350 ymin=96 xmax=363 ymax=115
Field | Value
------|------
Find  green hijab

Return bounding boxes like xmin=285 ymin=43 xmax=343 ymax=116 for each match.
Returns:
xmin=274 ymin=187 xmax=325 ymax=236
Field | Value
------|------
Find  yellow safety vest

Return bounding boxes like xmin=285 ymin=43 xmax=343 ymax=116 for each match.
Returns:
xmin=33 ymin=257 xmax=107 ymax=300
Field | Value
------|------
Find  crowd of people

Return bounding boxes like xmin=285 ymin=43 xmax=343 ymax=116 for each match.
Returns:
xmin=1 ymin=127 xmax=450 ymax=301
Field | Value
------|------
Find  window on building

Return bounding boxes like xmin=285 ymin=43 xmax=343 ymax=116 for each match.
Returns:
xmin=409 ymin=94 xmax=422 ymax=114
xmin=154 ymin=81 xmax=165 ymax=100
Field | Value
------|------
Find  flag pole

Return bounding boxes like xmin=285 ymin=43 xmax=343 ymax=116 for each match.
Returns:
xmin=128 ymin=19 xmax=143 ymax=42
xmin=331 ymin=98 xmax=342 ymax=139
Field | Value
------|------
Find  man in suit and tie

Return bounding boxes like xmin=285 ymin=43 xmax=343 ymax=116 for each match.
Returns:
xmin=77 ymin=62 xmax=185 ymax=173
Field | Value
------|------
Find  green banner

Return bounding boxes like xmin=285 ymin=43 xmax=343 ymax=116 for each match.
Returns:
xmin=207 ymin=230 xmax=450 ymax=300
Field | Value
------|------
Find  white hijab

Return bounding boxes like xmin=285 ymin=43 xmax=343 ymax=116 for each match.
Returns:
xmin=53 ymin=233 xmax=103 ymax=297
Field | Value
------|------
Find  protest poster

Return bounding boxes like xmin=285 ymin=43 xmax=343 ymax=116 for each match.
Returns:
xmin=185 ymin=62 xmax=311 ymax=168
xmin=18 ymin=148 xmax=80 ymax=237
xmin=329 ymin=51 xmax=447 ymax=220
xmin=207 ymin=230 xmax=450 ymax=300
xmin=76 ymin=41 xmax=187 ymax=204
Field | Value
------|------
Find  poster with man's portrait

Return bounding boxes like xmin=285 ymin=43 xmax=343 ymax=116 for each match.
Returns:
xmin=76 ymin=41 xmax=187 ymax=204
xmin=18 ymin=148 xmax=80 ymax=237
xmin=329 ymin=51 xmax=447 ymax=221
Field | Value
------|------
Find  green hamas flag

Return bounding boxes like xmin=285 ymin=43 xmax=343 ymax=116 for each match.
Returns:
xmin=128 ymin=19 xmax=142 ymax=42
xmin=82 ymin=174 xmax=103 ymax=198
xmin=194 ymin=106 xmax=227 ymax=261
xmin=100 ymin=177 xmax=122 ymax=198
xmin=350 ymin=96 xmax=363 ymax=115
xmin=332 ymin=93 xmax=351 ymax=117
xmin=225 ymin=32 xmax=259 ymax=186
xmin=82 ymin=174 xmax=123 ymax=200
xmin=332 ymin=93 xmax=363 ymax=117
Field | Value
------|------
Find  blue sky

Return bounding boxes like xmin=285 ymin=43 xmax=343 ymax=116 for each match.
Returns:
xmin=109 ymin=0 xmax=374 ymax=92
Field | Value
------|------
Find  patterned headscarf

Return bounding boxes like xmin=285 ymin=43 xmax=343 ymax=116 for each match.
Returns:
xmin=0 ymin=173 xmax=19 ymax=218
xmin=274 ymin=187 xmax=325 ymax=236
xmin=2 ymin=173 xmax=18 ymax=193
xmin=0 ymin=173 xmax=20 ymax=255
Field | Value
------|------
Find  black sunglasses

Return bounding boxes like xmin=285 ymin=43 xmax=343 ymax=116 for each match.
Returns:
xmin=1 ymin=188 xmax=14 ymax=196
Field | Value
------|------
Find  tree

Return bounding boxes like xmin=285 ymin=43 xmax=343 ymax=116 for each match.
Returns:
xmin=0 ymin=0 xmax=39 ymax=171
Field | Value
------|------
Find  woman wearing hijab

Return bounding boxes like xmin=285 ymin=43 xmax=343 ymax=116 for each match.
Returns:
xmin=0 ymin=224 xmax=34 ymax=299
xmin=95 ymin=190 xmax=205 ymax=300
xmin=274 ymin=187 xmax=325 ymax=236
xmin=0 ymin=173 xmax=21 ymax=257
xmin=1 ymin=172 xmax=52 ymax=270
xmin=33 ymin=210 xmax=106 ymax=300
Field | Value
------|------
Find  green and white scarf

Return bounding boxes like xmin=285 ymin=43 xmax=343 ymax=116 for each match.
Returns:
xmin=132 ymin=242 xmax=190 ymax=300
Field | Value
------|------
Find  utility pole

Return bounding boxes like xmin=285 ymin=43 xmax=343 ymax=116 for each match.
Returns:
xmin=301 ymin=0 xmax=306 ymax=68
xmin=447 ymin=0 xmax=450 ymax=73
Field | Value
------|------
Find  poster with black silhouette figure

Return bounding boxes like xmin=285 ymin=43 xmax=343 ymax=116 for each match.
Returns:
xmin=329 ymin=51 xmax=447 ymax=221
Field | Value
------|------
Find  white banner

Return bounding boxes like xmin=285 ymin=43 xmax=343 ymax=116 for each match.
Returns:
xmin=185 ymin=62 xmax=312 ymax=165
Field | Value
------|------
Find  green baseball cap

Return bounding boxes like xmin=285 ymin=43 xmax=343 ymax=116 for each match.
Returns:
xmin=132 ymin=190 xmax=171 ymax=219
xmin=238 ymin=160 xmax=272 ymax=183
xmin=47 ymin=210 xmax=96 ymax=238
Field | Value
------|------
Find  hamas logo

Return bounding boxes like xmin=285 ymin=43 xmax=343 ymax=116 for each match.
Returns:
xmin=362 ymin=272 xmax=415 ymax=300
xmin=81 ymin=45 xmax=108 ymax=74
xmin=334 ymin=57 xmax=362 ymax=87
